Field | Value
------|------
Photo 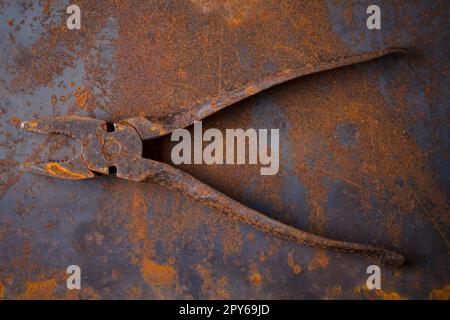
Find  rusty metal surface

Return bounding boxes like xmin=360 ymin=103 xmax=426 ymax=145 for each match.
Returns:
xmin=0 ymin=0 xmax=449 ymax=299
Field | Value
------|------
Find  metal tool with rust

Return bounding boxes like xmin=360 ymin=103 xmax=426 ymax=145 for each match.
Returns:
xmin=20 ymin=113 xmax=405 ymax=266
xmin=20 ymin=48 xmax=407 ymax=266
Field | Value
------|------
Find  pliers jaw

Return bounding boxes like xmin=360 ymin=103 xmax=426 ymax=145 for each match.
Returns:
xmin=20 ymin=156 xmax=96 ymax=180
xmin=21 ymin=115 xmax=105 ymax=140
xmin=20 ymin=116 xmax=104 ymax=180
xmin=21 ymin=115 xmax=146 ymax=181
xmin=21 ymin=116 xmax=108 ymax=180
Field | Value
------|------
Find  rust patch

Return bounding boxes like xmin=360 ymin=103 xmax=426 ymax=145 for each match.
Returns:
xmin=353 ymin=284 xmax=408 ymax=300
xmin=250 ymin=273 xmax=262 ymax=285
xmin=308 ymin=251 xmax=329 ymax=271
xmin=17 ymin=279 xmax=57 ymax=300
xmin=76 ymin=90 xmax=89 ymax=109
xmin=141 ymin=257 xmax=177 ymax=286
xmin=8 ymin=116 xmax=21 ymax=128
xmin=45 ymin=162 xmax=87 ymax=179
xmin=429 ymin=285 xmax=450 ymax=300
xmin=287 ymin=253 xmax=302 ymax=274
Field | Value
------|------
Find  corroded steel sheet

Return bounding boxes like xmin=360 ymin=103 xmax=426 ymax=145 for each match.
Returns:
xmin=0 ymin=0 xmax=448 ymax=299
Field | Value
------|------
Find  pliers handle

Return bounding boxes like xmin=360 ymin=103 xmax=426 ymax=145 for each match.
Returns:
xmin=21 ymin=115 xmax=405 ymax=266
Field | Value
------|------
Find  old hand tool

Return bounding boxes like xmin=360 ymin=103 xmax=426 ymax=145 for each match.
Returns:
xmin=20 ymin=114 xmax=405 ymax=266
xmin=20 ymin=48 xmax=406 ymax=266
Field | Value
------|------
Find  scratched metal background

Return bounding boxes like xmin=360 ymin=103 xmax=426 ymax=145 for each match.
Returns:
xmin=0 ymin=0 xmax=449 ymax=299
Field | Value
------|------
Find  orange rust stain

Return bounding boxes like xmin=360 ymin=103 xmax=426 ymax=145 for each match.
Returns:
xmin=51 ymin=95 xmax=57 ymax=105
xmin=8 ymin=116 xmax=21 ymax=128
xmin=292 ymin=265 xmax=302 ymax=274
xmin=168 ymin=257 xmax=176 ymax=265
xmin=309 ymin=204 xmax=326 ymax=235
xmin=429 ymin=285 xmax=450 ymax=300
xmin=226 ymin=0 xmax=261 ymax=27
xmin=18 ymin=279 xmax=57 ymax=300
xmin=176 ymin=69 xmax=187 ymax=78
xmin=287 ymin=253 xmax=302 ymax=274
xmin=375 ymin=291 xmax=406 ymax=300
xmin=77 ymin=91 xmax=88 ymax=108
xmin=308 ymin=251 xmax=329 ymax=271
xmin=247 ymin=261 xmax=264 ymax=286
xmin=24 ymin=120 xmax=38 ymax=128
xmin=353 ymin=284 xmax=408 ymax=300
xmin=149 ymin=122 xmax=169 ymax=135
xmin=227 ymin=16 xmax=243 ymax=27
xmin=129 ymin=197 xmax=148 ymax=257
xmin=245 ymin=85 xmax=260 ymax=96
xmin=0 ymin=283 xmax=4 ymax=300
xmin=141 ymin=257 xmax=176 ymax=286
xmin=250 ymin=273 xmax=262 ymax=285
xmin=45 ymin=162 xmax=87 ymax=179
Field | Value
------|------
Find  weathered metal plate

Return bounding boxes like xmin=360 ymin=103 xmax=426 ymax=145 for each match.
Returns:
xmin=0 ymin=0 xmax=448 ymax=299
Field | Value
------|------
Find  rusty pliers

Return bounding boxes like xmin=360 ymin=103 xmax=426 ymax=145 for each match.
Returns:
xmin=20 ymin=48 xmax=407 ymax=266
